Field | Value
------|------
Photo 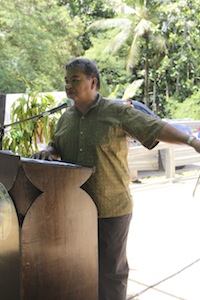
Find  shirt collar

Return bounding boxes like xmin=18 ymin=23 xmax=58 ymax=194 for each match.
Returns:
xmin=74 ymin=93 xmax=102 ymax=115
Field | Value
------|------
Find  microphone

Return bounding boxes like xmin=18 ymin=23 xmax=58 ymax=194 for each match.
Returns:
xmin=0 ymin=99 xmax=73 ymax=138
xmin=39 ymin=99 xmax=72 ymax=118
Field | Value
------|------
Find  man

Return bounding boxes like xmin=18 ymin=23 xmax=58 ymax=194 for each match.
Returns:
xmin=32 ymin=58 xmax=200 ymax=300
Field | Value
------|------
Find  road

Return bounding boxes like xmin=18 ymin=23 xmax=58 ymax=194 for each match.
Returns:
xmin=126 ymin=166 xmax=200 ymax=300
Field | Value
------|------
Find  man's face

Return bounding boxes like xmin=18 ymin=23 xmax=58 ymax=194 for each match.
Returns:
xmin=64 ymin=68 xmax=95 ymax=103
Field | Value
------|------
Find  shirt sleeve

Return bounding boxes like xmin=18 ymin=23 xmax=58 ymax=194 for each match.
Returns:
xmin=121 ymin=106 xmax=167 ymax=149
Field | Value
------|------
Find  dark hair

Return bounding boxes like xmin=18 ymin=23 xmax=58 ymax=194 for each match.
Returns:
xmin=66 ymin=58 xmax=100 ymax=90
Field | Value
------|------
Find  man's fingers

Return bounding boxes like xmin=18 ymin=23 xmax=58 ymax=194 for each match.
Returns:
xmin=30 ymin=151 xmax=53 ymax=161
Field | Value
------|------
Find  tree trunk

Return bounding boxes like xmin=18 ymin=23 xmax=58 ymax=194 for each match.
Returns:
xmin=144 ymin=39 xmax=150 ymax=107
xmin=152 ymin=79 xmax=157 ymax=113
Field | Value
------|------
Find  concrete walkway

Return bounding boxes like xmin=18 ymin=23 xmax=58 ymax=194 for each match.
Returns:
xmin=126 ymin=173 xmax=200 ymax=300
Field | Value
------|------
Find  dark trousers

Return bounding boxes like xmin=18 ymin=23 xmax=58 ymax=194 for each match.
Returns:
xmin=98 ymin=213 xmax=132 ymax=300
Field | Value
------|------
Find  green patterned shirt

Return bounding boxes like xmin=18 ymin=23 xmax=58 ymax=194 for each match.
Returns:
xmin=49 ymin=95 xmax=166 ymax=218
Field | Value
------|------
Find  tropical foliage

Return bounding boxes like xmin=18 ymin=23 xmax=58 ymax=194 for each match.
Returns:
xmin=0 ymin=0 xmax=199 ymax=118
xmin=86 ymin=0 xmax=200 ymax=115
xmin=2 ymin=87 xmax=64 ymax=157
xmin=87 ymin=0 xmax=167 ymax=107
xmin=166 ymin=90 xmax=200 ymax=120
xmin=0 ymin=0 xmax=85 ymax=93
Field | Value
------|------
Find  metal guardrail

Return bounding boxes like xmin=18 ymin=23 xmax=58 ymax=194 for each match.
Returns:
xmin=128 ymin=142 xmax=200 ymax=179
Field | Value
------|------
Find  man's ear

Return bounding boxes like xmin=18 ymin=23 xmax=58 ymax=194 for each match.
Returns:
xmin=91 ymin=77 xmax=97 ymax=89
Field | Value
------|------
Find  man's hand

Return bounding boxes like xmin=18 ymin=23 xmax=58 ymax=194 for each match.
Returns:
xmin=30 ymin=150 xmax=61 ymax=161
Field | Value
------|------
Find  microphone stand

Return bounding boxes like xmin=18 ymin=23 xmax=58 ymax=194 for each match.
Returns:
xmin=0 ymin=101 xmax=70 ymax=142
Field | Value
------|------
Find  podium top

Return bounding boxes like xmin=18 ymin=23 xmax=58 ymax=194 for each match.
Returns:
xmin=23 ymin=157 xmax=94 ymax=170
xmin=0 ymin=150 xmax=95 ymax=171
xmin=0 ymin=150 xmax=95 ymax=191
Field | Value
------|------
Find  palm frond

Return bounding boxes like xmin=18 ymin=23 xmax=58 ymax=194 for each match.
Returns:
xmin=108 ymin=85 xmax=120 ymax=98
xmin=114 ymin=2 xmax=137 ymax=16
xmin=134 ymin=18 xmax=153 ymax=37
xmin=122 ymin=79 xmax=144 ymax=99
xmin=88 ymin=18 xmax=131 ymax=31
xmin=103 ymin=26 xmax=132 ymax=55
xmin=126 ymin=34 xmax=141 ymax=70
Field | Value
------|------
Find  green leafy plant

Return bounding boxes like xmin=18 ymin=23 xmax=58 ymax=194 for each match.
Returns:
xmin=2 ymin=87 xmax=64 ymax=157
xmin=166 ymin=90 xmax=200 ymax=120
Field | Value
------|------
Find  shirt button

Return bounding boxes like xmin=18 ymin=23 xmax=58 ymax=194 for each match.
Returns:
xmin=82 ymin=116 xmax=84 ymax=120
xmin=80 ymin=131 xmax=83 ymax=134
xmin=80 ymin=148 xmax=83 ymax=152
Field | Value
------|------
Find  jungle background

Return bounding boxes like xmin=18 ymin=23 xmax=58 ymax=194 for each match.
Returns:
xmin=0 ymin=0 xmax=200 ymax=155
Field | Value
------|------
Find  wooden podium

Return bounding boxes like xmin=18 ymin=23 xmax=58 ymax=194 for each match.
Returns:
xmin=0 ymin=151 xmax=98 ymax=300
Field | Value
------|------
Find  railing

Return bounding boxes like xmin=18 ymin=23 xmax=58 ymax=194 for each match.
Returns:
xmin=128 ymin=142 xmax=200 ymax=179
xmin=128 ymin=120 xmax=200 ymax=179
